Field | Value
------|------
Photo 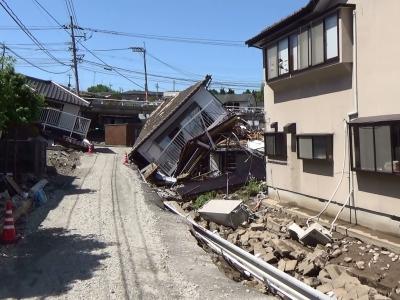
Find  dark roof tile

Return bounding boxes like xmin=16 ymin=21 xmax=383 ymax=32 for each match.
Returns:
xmin=25 ymin=76 xmax=90 ymax=107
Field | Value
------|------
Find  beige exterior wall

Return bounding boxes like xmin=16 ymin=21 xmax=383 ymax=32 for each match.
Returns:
xmin=263 ymin=0 xmax=400 ymax=236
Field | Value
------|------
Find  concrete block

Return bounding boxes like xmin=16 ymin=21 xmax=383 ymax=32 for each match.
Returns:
xmin=278 ymin=259 xmax=286 ymax=271
xmin=300 ymin=223 xmax=332 ymax=247
xmin=199 ymin=200 xmax=249 ymax=229
xmin=317 ymin=283 xmax=334 ymax=294
xmin=284 ymin=260 xmax=297 ymax=272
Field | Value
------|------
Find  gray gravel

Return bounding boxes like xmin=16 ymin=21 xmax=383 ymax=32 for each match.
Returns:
xmin=0 ymin=147 xmax=270 ymax=299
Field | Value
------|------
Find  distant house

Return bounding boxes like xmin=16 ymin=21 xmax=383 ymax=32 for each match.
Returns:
xmin=122 ymin=90 xmax=159 ymax=101
xmin=130 ymin=76 xmax=228 ymax=176
xmin=247 ymin=0 xmax=400 ymax=235
xmin=26 ymin=76 xmax=91 ymax=142
xmin=217 ymin=94 xmax=256 ymax=108
xmin=216 ymin=94 xmax=264 ymax=129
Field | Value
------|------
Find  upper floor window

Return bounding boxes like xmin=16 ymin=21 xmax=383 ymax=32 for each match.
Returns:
xmin=266 ymin=13 xmax=339 ymax=80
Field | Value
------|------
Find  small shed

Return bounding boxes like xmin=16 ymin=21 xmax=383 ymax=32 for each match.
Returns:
xmin=104 ymin=123 xmax=141 ymax=146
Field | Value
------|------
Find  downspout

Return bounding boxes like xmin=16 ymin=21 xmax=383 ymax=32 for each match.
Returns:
xmin=347 ymin=9 xmax=358 ymax=224
xmin=348 ymin=9 xmax=358 ymax=119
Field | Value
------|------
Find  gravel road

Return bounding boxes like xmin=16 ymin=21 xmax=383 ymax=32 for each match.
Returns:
xmin=0 ymin=147 xmax=269 ymax=299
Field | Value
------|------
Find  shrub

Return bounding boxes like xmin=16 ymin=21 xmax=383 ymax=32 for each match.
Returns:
xmin=193 ymin=191 xmax=217 ymax=210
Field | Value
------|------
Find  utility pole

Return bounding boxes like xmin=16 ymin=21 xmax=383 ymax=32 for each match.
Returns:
xmin=70 ymin=16 xmax=80 ymax=95
xmin=132 ymin=45 xmax=148 ymax=101
xmin=1 ymin=43 xmax=5 ymax=70
xmin=67 ymin=74 xmax=72 ymax=90
xmin=173 ymin=80 xmax=176 ymax=92
xmin=155 ymin=82 xmax=159 ymax=99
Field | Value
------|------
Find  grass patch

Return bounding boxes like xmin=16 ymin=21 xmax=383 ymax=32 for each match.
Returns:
xmin=193 ymin=191 xmax=217 ymax=210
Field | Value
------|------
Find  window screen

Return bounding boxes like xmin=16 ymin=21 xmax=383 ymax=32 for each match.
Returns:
xmin=298 ymin=137 xmax=313 ymax=159
xmin=311 ymin=22 xmax=324 ymax=65
xmin=325 ymin=14 xmax=338 ymax=59
xmin=374 ymin=126 xmax=392 ymax=173
xmin=278 ymin=38 xmax=289 ymax=75
xmin=313 ymin=136 xmax=328 ymax=159
xmin=267 ymin=45 xmax=278 ymax=79
xmin=359 ymin=127 xmax=375 ymax=171
xmin=393 ymin=125 xmax=400 ymax=173
xmin=290 ymin=34 xmax=298 ymax=71
xmin=298 ymin=29 xmax=309 ymax=69
xmin=265 ymin=132 xmax=287 ymax=159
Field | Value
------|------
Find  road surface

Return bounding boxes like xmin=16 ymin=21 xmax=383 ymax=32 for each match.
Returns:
xmin=0 ymin=147 xmax=267 ymax=299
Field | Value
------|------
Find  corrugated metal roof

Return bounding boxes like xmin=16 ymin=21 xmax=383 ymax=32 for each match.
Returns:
xmin=25 ymin=76 xmax=90 ymax=107
xmin=131 ymin=76 xmax=211 ymax=153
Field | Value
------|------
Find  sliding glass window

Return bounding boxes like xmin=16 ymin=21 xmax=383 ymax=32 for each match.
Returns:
xmin=265 ymin=12 xmax=339 ymax=80
xmin=278 ymin=38 xmax=289 ymax=75
xmin=311 ymin=21 xmax=324 ymax=65
xmin=325 ymin=14 xmax=339 ymax=60
xmin=267 ymin=45 xmax=278 ymax=79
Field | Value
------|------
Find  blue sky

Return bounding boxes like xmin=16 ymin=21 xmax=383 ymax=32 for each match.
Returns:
xmin=0 ymin=0 xmax=307 ymax=93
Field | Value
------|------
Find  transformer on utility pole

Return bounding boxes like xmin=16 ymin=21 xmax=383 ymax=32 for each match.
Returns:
xmin=131 ymin=45 xmax=148 ymax=101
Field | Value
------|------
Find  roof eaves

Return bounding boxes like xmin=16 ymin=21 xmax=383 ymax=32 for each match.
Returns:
xmin=52 ymin=81 xmax=90 ymax=107
xmin=245 ymin=0 xmax=320 ymax=48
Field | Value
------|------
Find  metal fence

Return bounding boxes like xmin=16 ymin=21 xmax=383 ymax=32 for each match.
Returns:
xmin=156 ymin=98 xmax=227 ymax=176
xmin=39 ymin=107 xmax=91 ymax=137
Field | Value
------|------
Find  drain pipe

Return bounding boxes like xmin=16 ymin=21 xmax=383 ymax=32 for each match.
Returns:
xmin=347 ymin=9 xmax=359 ymax=224
xmin=348 ymin=9 xmax=359 ymax=119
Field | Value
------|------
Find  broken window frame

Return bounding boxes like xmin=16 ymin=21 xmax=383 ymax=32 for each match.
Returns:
xmin=350 ymin=122 xmax=400 ymax=175
xmin=265 ymin=132 xmax=287 ymax=159
xmin=296 ymin=134 xmax=333 ymax=161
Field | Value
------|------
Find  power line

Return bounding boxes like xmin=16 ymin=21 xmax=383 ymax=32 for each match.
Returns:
xmin=81 ymin=27 xmax=246 ymax=47
xmin=0 ymin=0 xmax=69 ymax=67
xmin=79 ymin=42 xmax=144 ymax=89
xmin=3 ymin=44 xmax=71 ymax=74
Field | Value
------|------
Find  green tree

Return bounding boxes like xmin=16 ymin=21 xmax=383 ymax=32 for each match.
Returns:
xmin=87 ymin=84 xmax=113 ymax=93
xmin=243 ymin=89 xmax=251 ymax=94
xmin=0 ymin=56 xmax=44 ymax=132
xmin=219 ymin=88 xmax=226 ymax=95
xmin=227 ymin=88 xmax=235 ymax=94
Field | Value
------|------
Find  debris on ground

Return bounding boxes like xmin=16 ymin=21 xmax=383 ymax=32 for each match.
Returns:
xmin=198 ymin=200 xmax=250 ymax=229
xmin=47 ymin=148 xmax=81 ymax=175
xmin=161 ymin=189 xmax=400 ymax=299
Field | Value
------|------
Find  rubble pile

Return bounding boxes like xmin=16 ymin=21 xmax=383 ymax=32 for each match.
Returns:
xmin=0 ymin=175 xmax=48 ymax=240
xmin=177 ymin=194 xmax=400 ymax=299
xmin=47 ymin=148 xmax=81 ymax=175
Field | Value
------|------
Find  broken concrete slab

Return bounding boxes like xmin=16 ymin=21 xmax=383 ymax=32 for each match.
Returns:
xmin=324 ymin=264 xmax=348 ymax=281
xmin=300 ymin=223 xmax=332 ymax=247
xmin=269 ymin=239 xmax=294 ymax=258
xmin=198 ymin=200 xmax=249 ymax=229
xmin=278 ymin=259 xmax=286 ymax=271
xmin=284 ymin=260 xmax=297 ymax=272
xmin=262 ymin=253 xmax=278 ymax=264
xmin=288 ymin=222 xmax=305 ymax=240
xmin=317 ymin=283 xmax=334 ymax=294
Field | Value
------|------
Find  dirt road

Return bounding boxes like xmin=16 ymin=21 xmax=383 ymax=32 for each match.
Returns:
xmin=0 ymin=147 xmax=268 ymax=299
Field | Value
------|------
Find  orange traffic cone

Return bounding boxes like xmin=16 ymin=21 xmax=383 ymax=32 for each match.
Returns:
xmin=87 ymin=144 xmax=94 ymax=154
xmin=123 ymin=152 xmax=129 ymax=165
xmin=1 ymin=200 xmax=17 ymax=244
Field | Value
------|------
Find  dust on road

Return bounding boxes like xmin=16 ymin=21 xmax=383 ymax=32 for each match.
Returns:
xmin=0 ymin=147 xmax=266 ymax=299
